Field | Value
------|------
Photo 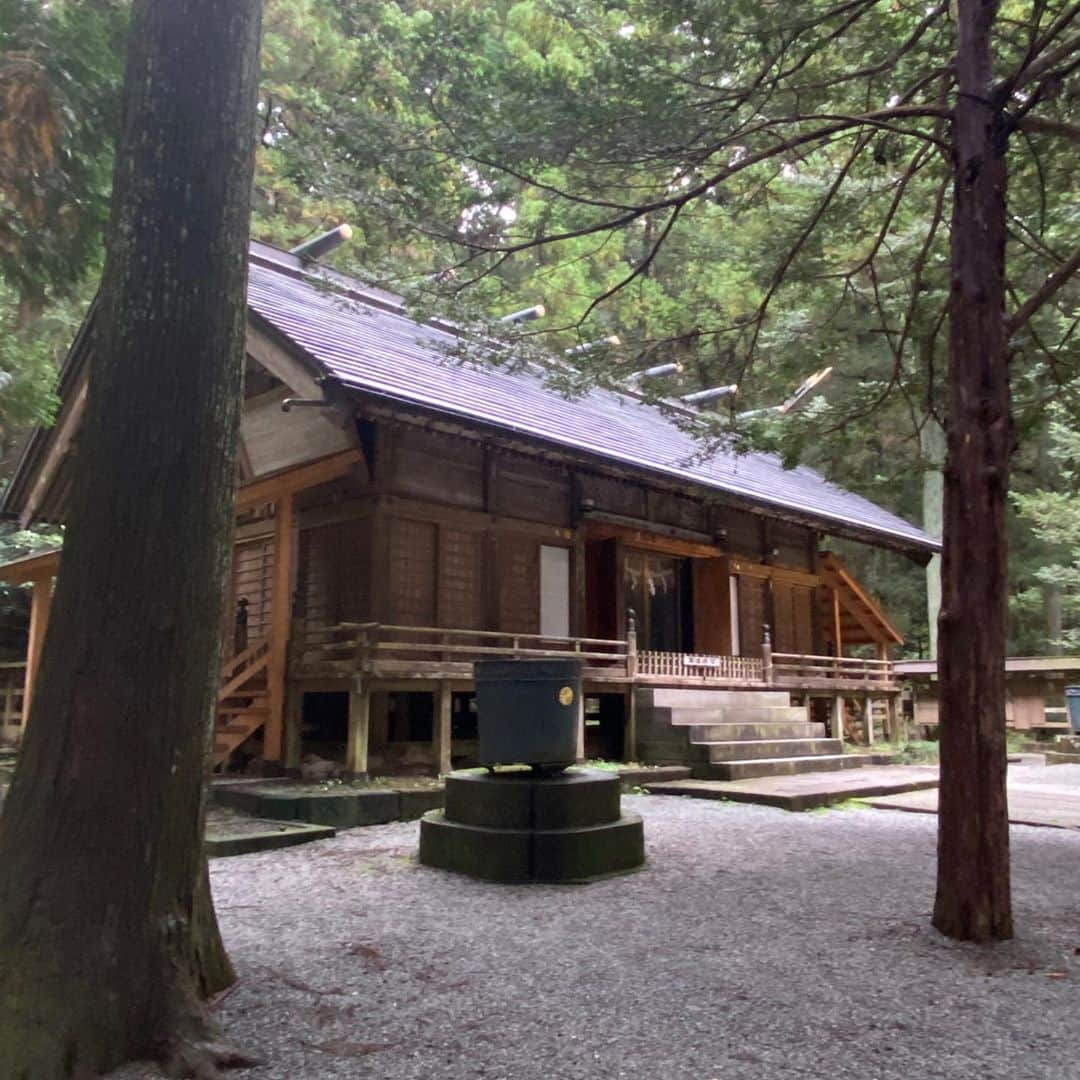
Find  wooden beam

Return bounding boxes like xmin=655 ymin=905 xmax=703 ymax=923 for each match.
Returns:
xmin=434 ymin=680 xmax=453 ymax=775
xmin=584 ymin=520 xmax=719 ymax=559
xmin=21 ymin=378 xmax=88 ymax=526
xmin=23 ymin=575 xmax=54 ymax=720
xmin=264 ymin=493 xmax=295 ymax=762
xmin=0 ymin=548 xmax=62 ymax=584
xmin=729 ymin=557 xmax=821 ymax=588
xmin=346 ymin=678 xmax=371 ymax=776
xmin=235 ymin=448 xmax=363 ymax=510
xmin=832 ymin=588 xmax=843 ymax=657
xmin=246 ymin=319 xmax=324 ymax=400
xmin=820 ymin=551 xmax=904 ymax=645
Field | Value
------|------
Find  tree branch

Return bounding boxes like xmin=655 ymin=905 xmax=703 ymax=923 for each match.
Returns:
xmin=1017 ymin=114 xmax=1080 ymax=142
xmin=1007 ymin=244 xmax=1080 ymax=334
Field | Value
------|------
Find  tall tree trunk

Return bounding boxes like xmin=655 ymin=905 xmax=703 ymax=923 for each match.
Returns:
xmin=933 ymin=0 xmax=1013 ymax=942
xmin=0 ymin=2 xmax=262 ymax=1075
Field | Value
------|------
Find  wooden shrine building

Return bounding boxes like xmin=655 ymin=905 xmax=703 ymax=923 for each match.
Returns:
xmin=0 ymin=241 xmax=937 ymax=772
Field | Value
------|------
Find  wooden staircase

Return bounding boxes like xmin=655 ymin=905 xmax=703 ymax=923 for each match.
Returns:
xmin=213 ymin=636 xmax=270 ymax=767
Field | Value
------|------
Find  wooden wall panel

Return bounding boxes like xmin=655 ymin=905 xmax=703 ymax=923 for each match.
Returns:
xmin=498 ymin=533 xmax=540 ymax=634
xmin=737 ymin=575 xmax=766 ymax=657
xmin=772 ymin=580 xmax=796 ymax=654
xmin=771 ymin=581 xmax=815 ymax=654
xmin=388 ymin=427 xmax=484 ymax=510
xmin=648 ymin=490 xmax=707 ymax=532
xmin=388 ymin=518 xmax=437 ymax=625
xmin=438 ymin=526 xmax=485 ymax=629
xmin=771 ymin=521 xmax=814 ymax=572
xmin=585 ymin=537 xmax=620 ymax=640
xmin=793 ymin=585 xmax=814 ymax=655
xmin=496 ymin=457 xmax=572 ymax=526
xmin=693 ymin=557 xmax=731 ymax=655
xmin=719 ymin=509 xmax=763 ymax=558
xmin=297 ymin=518 xmax=372 ymax=628
xmin=578 ymin=474 xmax=647 ymax=519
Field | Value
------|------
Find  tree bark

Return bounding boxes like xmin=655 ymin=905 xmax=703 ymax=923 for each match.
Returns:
xmin=0 ymin=2 xmax=262 ymax=1076
xmin=933 ymin=0 xmax=1013 ymax=943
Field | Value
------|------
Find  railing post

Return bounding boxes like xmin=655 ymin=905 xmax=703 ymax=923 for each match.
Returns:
xmin=233 ymin=597 xmax=249 ymax=657
xmin=761 ymin=624 xmax=773 ymax=685
xmin=626 ymin=608 xmax=638 ymax=679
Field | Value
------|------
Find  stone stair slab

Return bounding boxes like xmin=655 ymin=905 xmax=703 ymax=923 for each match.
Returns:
xmin=706 ymin=752 xmax=894 ymax=781
xmin=703 ymin=738 xmax=843 ymax=763
xmin=690 ymin=722 xmax=826 ymax=742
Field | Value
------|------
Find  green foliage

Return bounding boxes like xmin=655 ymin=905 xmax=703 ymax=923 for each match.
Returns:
xmin=1 ymin=0 xmax=1077 ymax=659
xmin=1013 ymin=408 xmax=1080 ymax=651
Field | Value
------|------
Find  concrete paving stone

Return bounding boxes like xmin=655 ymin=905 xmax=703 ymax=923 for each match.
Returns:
xmin=646 ymin=765 xmax=940 ymax=811
xmin=870 ymin=763 xmax=1080 ymax=830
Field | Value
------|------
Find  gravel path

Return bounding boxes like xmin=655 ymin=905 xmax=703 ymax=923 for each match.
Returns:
xmin=111 ymin=796 xmax=1080 ymax=1079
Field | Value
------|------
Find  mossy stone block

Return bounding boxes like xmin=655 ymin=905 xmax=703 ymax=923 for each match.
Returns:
xmin=531 ymin=771 xmax=620 ymax=829
xmin=399 ymin=789 xmax=444 ymax=820
xmin=444 ymin=772 xmax=533 ymax=829
xmin=531 ymin=814 xmax=645 ymax=882
xmin=300 ymin=790 xmax=400 ymax=828
xmin=419 ymin=811 xmax=531 ymax=882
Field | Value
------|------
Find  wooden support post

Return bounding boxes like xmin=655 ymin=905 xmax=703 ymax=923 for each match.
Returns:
xmin=886 ymin=694 xmax=899 ymax=744
xmin=762 ymin=624 xmax=773 ymax=684
xmin=23 ymin=574 xmax=54 ymax=722
xmin=347 ymin=676 xmax=371 ymax=777
xmin=832 ymin=695 xmax=845 ymax=742
xmin=434 ymin=680 xmax=453 ymax=776
xmin=832 ymin=588 xmax=843 ymax=659
xmin=575 ymin=693 xmax=586 ymax=763
xmin=626 ymin=608 xmax=638 ymax=679
xmin=865 ymin=697 xmax=875 ymax=745
xmin=284 ymin=686 xmax=303 ymax=771
xmin=624 ymin=689 xmax=637 ymax=762
xmin=265 ymin=494 xmax=295 ymax=764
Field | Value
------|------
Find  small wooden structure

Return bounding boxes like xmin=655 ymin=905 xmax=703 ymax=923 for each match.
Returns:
xmin=897 ymin=656 xmax=1080 ymax=734
xmin=0 ymin=240 xmax=937 ymax=768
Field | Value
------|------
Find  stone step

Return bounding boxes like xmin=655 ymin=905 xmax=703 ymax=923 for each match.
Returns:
xmin=704 ymin=738 xmax=842 ymax=763
xmin=637 ymin=688 xmax=792 ymax=709
xmin=690 ymin=722 xmax=826 ymax=742
xmin=705 ymin=753 xmax=894 ymax=781
xmin=666 ymin=705 xmax=809 ymax=726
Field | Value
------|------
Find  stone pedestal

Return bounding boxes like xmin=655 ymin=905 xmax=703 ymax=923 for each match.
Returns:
xmin=419 ymin=768 xmax=644 ymax=883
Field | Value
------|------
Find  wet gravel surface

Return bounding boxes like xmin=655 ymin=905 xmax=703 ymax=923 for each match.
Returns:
xmin=111 ymin=795 xmax=1080 ymax=1079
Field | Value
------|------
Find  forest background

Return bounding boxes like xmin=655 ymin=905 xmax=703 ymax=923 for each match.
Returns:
xmin=2 ymin=0 xmax=1078 ymax=659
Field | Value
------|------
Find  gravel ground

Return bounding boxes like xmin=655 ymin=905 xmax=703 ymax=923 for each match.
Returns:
xmin=110 ymin=796 xmax=1080 ymax=1080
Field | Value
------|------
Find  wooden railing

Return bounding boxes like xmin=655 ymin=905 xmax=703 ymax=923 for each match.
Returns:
xmin=292 ymin=619 xmax=895 ymax=692
xmin=218 ymin=636 xmax=270 ymax=702
xmin=295 ymin=622 xmax=629 ymax=677
xmin=0 ymin=661 xmax=26 ymax=729
xmin=771 ymin=651 xmax=897 ymax=687
xmin=637 ymin=651 xmax=765 ymax=682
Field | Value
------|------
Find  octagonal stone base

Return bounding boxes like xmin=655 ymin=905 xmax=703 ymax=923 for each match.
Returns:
xmin=419 ymin=768 xmax=644 ymax=883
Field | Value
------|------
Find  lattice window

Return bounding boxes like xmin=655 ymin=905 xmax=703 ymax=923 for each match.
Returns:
xmin=498 ymin=534 xmax=539 ymax=634
xmin=389 ymin=518 xmax=437 ymax=625
xmin=439 ymin=526 xmax=485 ymax=629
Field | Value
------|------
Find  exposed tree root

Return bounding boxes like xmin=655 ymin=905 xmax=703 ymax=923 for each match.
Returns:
xmin=163 ymin=1036 xmax=261 ymax=1080
xmin=162 ymin=1007 xmax=261 ymax=1080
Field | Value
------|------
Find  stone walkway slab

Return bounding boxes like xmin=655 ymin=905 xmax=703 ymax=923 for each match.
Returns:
xmin=644 ymin=764 xmax=939 ymax=811
xmin=870 ymin=764 xmax=1080 ymax=830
